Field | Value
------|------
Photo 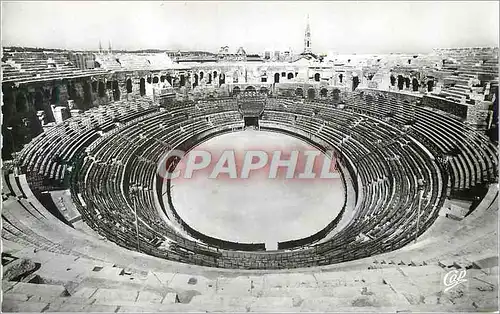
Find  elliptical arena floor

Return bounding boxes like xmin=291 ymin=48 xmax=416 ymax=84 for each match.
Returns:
xmin=168 ymin=130 xmax=346 ymax=246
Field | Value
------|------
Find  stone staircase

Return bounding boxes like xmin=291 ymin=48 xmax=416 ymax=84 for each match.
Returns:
xmin=2 ymin=250 xmax=498 ymax=312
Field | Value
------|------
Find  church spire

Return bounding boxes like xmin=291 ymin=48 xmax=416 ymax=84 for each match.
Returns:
xmin=98 ymin=40 xmax=103 ymax=54
xmin=108 ymin=40 xmax=112 ymax=54
xmin=304 ymin=15 xmax=312 ymax=54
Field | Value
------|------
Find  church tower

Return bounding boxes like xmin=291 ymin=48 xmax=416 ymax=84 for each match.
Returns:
xmin=304 ymin=15 xmax=312 ymax=54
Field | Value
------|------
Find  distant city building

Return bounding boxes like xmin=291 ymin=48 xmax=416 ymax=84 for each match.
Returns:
xmin=218 ymin=46 xmax=247 ymax=61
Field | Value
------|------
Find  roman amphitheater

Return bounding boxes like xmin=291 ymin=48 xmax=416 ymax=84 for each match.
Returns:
xmin=1 ymin=29 xmax=499 ymax=311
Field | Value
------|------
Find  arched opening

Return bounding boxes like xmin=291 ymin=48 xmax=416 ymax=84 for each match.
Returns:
xmin=147 ymin=77 xmax=152 ymax=84
xmin=83 ymin=82 xmax=92 ymax=109
xmin=405 ymin=77 xmax=410 ymax=89
xmin=295 ymin=88 xmax=303 ymax=97
xmin=339 ymin=73 xmax=343 ymax=83
xmin=412 ymin=78 xmax=420 ymax=92
xmin=199 ymin=72 xmax=204 ymax=80
xmin=153 ymin=76 xmax=159 ymax=84
xmin=193 ymin=74 xmax=199 ymax=88
xmin=320 ymin=88 xmax=328 ymax=98
xmin=314 ymin=73 xmax=320 ymax=82
xmin=126 ymin=79 xmax=133 ymax=93
xmin=245 ymin=86 xmax=256 ymax=92
xmin=260 ymin=87 xmax=268 ymax=95
xmin=307 ymin=88 xmax=316 ymax=100
xmin=180 ymin=75 xmax=186 ymax=87
xmin=397 ymin=75 xmax=404 ymax=90
xmin=219 ymin=73 xmax=225 ymax=85
xmin=332 ymin=88 xmax=340 ymax=101
xmin=16 ymin=91 xmax=28 ymax=112
xmin=34 ymin=90 xmax=44 ymax=111
xmin=352 ymin=76 xmax=360 ymax=91
xmin=281 ymin=72 xmax=286 ymax=77
xmin=427 ymin=80 xmax=434 ymax=92
xmin=390 ymin=75 xmax=396 ymax=86
xmin=274 ymin=73 xmax=280 ymax=84
xmin=139 ymin=78 xmax=146 ymax=96
xmin=213 ymin=71 xmax=217 ymax=79
xmin=160 ymin=76 xmax=165 ymax=82
xmin=67 ymin=83 xmax=77 ymax=100
xmin=233 ymin=86 xmax=241 ymax=96
xmin=51 ymin=86 xmax=60 ymax=105
xmin=287 ymin=73 xmax=294 ymax=80
xmin=112 ymin=80 xmax=120 ymax=101
xmin=208 ymin=73 xmax=212 ymax=84
xmin=98 ymin=81 xmax=106 ymax=97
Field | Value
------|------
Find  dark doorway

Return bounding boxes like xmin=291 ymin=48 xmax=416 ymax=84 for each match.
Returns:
xmin=427 ymin=80 xmax=434 ymax=92
xmin=153 ymin=77 xmax=159 ymax=84
xmin=332 ymin=89 xmax=340 ymax=101
xmin=412 ymin=78 xmax=419 ymax=92
xmin=314 ymin=73 xmax=320 ymax=82
xmin=295 ymin=88 xmax=303 ymax=97
xmin=199 ymin=72 xmax=204 ymax=80
xmin=352 ymin=76 xmax=360 ymax=91
xmin=112 ymin=81 xmax=120 ymax=101
xmin=180 ymin=75 xmax=186 ymax=87
xmin=83 ymin=82 xmax=92 ymax=109
xmin=160 ymin=75 xmax=165 ymax=82
xmin=34 ymin=90 xmax=44 ymax=111
xmin=274 ymin=73 xmax=280 ymax=84
xmin=244 ymin=116 xmax=259 ymax=129
xmin=126 ymin=79 xmax=133 ymax=93
xmin=16 ymin=91 xmax=28 ymax=112
xmin=287 ymin=73 xmax=294 ymax=79
xmin=140 ymin=78 xmax=146 ymax=96
xmin=193 ymin=74 xmax=199 ymax=88
xmin=320 ymin=88 xmax=328 ymax=98
xmin=307 ymin=89 xmax=316 ymax=100
xmin=397 ymin=75 xmax=404 ymax=90
xmin=99 ymin=81 xmax=106 ymax=97
xmin=339 ymin=74 xmax=343 ymax=83
xmin=51 ymin=87 xmax=60 ymax=105
xmin=390 ymin=75 xmax=396 ymax=86
xmin=67 ymin=83 xmax=77 ymax=100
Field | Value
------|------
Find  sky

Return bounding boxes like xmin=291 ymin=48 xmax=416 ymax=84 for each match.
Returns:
xmin=2 ymin=1 xmax=499 ymax=54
